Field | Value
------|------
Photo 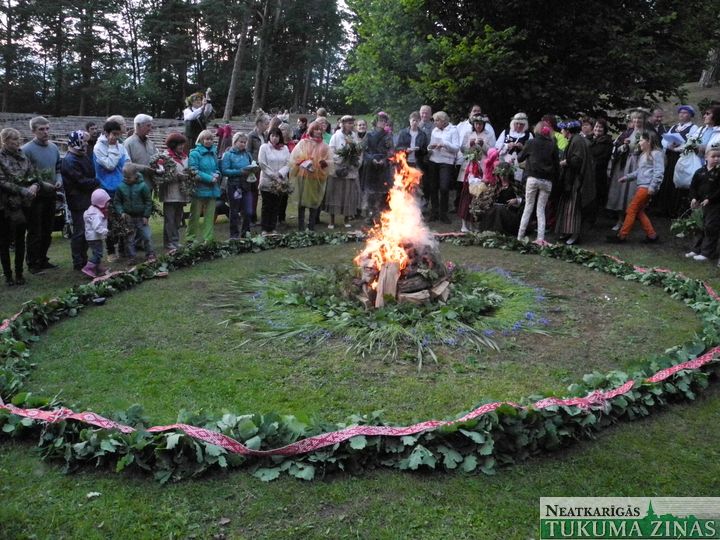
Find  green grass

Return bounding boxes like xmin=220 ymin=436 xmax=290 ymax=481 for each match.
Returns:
xmin=2 ymin=213 xmax=720 ymax=539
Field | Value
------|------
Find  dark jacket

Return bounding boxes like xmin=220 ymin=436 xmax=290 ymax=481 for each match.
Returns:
xmin=114 ymin=175 xmax=153 ymax=217
xmin=562 ymin=134 xmax=596 ymax=207
xmin=247 ymin=129 xmax=265 ymax=162
xmin=517 ymin=134 xmax=559 ymax=181
xmin=689 ymin=166 xmax=720 ymax=205
xmin=396 ymin=128 xmax=429 ymax=164
xmin=61 ymin=151 xmax=99 ymax=212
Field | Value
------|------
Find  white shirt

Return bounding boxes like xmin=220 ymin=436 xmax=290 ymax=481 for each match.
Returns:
xmin=258 ymin=143 xmax=290 ymax=191
xmin=429 ymin=125 xmax=460 ymax=165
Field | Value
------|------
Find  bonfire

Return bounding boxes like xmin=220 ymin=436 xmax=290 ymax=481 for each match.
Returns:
xmin=354 ymin=152 xmax=449 ymax=308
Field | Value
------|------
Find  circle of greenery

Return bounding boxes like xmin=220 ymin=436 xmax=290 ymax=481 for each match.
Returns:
xmin=219 ymin=261 xmax=551 ymax=367
xmin=1 ymin=232 xmax=718 ymax=483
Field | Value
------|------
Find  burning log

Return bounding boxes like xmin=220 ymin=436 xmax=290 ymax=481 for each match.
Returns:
xmin=375 ymin=262 xmax=400 ymax=308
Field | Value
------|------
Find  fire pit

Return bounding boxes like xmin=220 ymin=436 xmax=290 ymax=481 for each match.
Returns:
xmin=354 ymin=152 xmax=450 ymax=308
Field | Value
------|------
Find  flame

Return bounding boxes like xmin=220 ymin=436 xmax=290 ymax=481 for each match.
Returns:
xmin=354 ymin=152 xmax=435 ymax=286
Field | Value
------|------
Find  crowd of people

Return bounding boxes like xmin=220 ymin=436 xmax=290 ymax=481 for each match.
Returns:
xmin=2 ymin=94 xmax=720 ymax=286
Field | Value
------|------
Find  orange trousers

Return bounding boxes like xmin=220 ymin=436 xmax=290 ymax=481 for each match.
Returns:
xmin=620 ymin=186 xmax=656 ymax=239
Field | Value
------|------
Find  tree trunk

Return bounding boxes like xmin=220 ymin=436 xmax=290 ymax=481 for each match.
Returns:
xmin=1 ymin=0 xmax=13 ymax=112
xmin=699 ymin=49 xmax=720 ymax=88
xmin=222 ymin=10 xmax=250 ymax=120
xmin=301 ymin=63 xmax=312 ymax=110
xmin=251 ymin=0 xmax=271 ymax=113
xmin=77 ymin=3 xmax=96 ymax=116
xmin=52 ymin=10 xmax=65 ymax=116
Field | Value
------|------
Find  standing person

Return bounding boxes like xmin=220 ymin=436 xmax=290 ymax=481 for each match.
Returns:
xmin=456 ymin=104 xmax=496 ymax=147
xmin=94 ymin=119 xmax=128 ymax=261
xmin=0 ymin=128 xmax=41 ymax=286
xmin=695 ymin=106 xmax=720 ymax=159
xmin=290 ymin=120 xmax=334 ymax=231
xmin=588 ymin=119 xmax=614 ymax=217
xmin=187 ymin=130 xmax=221 ymax=243
xmin=555 ymin=120 xmax=595 ymax=245
xmin=160 ymin=133 xmax=191 ymax=251
xmin=293 ymin=116 xmax=308 ymax=140
xmin=247 ymin=115 xmax=269 ymax=226
xmin=654 ymin=105 xmax=698 ymax=217
xmin=124 ymin=114 xmax=158 ymax=179
xmin=258 ymin=127 xmax=290 ymax=234
xmin=277 ymin=123 xmax=295 ymax=225
xmin=607 ymin=131 xmax=663 ymax=243
xmin=113 ymin=163 xmax=156 ymax=262
xmin=495 ymin=112 xmax=533 ymax=183
xmin=419 ymin=105 xmax=434 ymax=140
xmin=360 ymin=112 xmax=394 ymax=223
xmin=82 ymin=189 xmax=111 ymax=278
xmin=221 ymin=133 xmax=255 ymax=239
xmin=21 ymin=116 xmax=62 ymax=273
xmin=356 ymin=119 xmax=368 ymax=140
xmin=685 ymin=146 xmax=720 ymax=262
xmin=85 ymin=121 xmax=100 ymax=155
xmin=183 ymin=91 xmax=214 ymax=147
xmin=606 ymin=110 xmax=646 ymax=230
xmin=516 ymin=122 xmax=560 ymax=244
xmin=427 ymin=111 xmax=460 ymax=223
xmin=456 ymin=115 xmax=495 ymax=232
xmin=216 ymin=122 xmax=233 ymax=158
xmin=61 ymin=131 xmax=99 ymax=271
xmin=326 ymin=115 xmax=362 ymax=229
xmin=649 ymin=107 xmax=667 ymax=137
xmin=396 ymin=111 xmax=429 ymax=170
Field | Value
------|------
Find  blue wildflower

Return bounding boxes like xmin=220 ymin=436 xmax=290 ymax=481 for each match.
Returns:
xmin=512 ymin=321 xmax=523 ymax=331
xmin=535 ymin=295 xmax=546 ymax=302
xmin=443 ymin=337 xmax=458 ymax=347
xmin=539 ymin=318 xmax=550 ymax=326
xmin=483 ymin=329 xmax=495 ymax=337
xmin=525 ymin=311 xmax=536 ymax=320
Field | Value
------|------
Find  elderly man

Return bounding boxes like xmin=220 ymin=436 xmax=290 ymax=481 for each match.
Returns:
xmin=21 ymin=116 xmax=62 ymax=273
xmin=419 ymin=105 xmax=434 ymax=140
xmin=124 ymin=114 xmax=157 ymax=174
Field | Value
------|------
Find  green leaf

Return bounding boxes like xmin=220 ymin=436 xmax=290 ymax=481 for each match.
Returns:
xmin=289 ymin=462 xmax=316 ymax=481
xmin=253 ymin=467 xmax=281 ymax=482
xmin=459 ymin=429 xmax=485 ymax=444
xmin=165 ymin=433 xmax=181 ymax=450
xmin=461 ymin=455 xmax=478 ymax=472
xmin=437 ymin=445 xmax=463 ymax=469
xmin=349 ymin=435 xmax=367 ymax=450
xmin=205 ymin=444 xmax=224 ymax=457
xmin=244 ymin=435 xmax=262 ymax=450
xmin=405 ymin=444 xmax=436 ymax=470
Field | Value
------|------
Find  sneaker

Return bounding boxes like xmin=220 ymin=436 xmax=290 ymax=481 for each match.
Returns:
xmin=641 ymin=236 xmax=659 ymax=244
xmin=611 ymin=223 xmax=621 ymax=231
xmin=685 ymin=251 xmax=698 ymax=258
xmin=40 ymin=261 xmax=59 ymax=270
xmin=460 ymin=226 xmax=470 ymax=233
xmin=14 ymin=274 xmax=25 ymax=286
xmin=327 ymin=224 xmax=335 ymax=229
xmin=344 ymin=223 xmax=352 ymax=228
xmin=693 ymin=254 xmax=709 ymax=261
xmin=517 ymin=235 xmax=530 ymax=243
xmin=4 ymin=275 xmax=14 ymax=286
xmin=107 ymin=254 xmax=119 ymax=263
xmin=28 ymin=266 xmax=46 ymax=275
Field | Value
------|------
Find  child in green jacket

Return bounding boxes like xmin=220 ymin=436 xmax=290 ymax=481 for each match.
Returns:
xmin=114 ymin=163 xmax=156 ymax=261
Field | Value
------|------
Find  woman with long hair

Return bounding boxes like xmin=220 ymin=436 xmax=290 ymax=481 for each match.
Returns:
xmin=607 ymin=130 xmax=664 ymax=243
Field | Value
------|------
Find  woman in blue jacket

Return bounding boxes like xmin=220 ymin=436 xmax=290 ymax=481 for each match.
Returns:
xmin=221 ymin=132 xmax=255 ymax=239
xmin=187 ymin=129 xmax=221 ymax=242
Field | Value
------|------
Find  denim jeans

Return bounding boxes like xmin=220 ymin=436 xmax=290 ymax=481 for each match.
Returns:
xmin=70 ymin=210 xmax=89 ymax=269
xmin=87 ymin=239 xmax=104 ymax=265
xmin=227 ymin=183 xmax=253 ymax=238
xmin=125 ymin=216 xmax=155 ymax=258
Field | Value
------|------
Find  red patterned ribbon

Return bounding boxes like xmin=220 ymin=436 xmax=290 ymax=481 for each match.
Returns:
xmin=2 ymin=252 xmax=719 ymax=457
xmin=2 ymin=346 xmax=717 ymax=457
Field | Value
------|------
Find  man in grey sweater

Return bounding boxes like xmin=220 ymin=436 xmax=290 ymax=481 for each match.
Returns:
xmin=21 ymin=116 xmax=61 ymax=273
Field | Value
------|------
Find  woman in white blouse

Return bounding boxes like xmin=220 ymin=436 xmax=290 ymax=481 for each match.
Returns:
xmin=427 ymin=111 xmax=460 ymax=223
xmin=258 ymin=127 xmax=290 ymax=234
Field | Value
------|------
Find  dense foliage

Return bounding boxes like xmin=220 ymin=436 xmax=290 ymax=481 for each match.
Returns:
xmin=344 ymin=0 xmax=718 ymax=124
xmin=1 ymin=0 xmax=348 ymax=117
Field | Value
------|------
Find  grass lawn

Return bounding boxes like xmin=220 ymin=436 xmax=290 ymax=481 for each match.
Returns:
xmin=1 ymin=212 xmax=720 ymax=539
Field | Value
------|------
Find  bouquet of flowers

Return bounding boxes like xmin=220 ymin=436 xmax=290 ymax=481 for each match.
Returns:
xmin=21 ymin=169 xmax=54 ymax=187
xmin=336 ymin=140 xmax=361 ymax=168
xmin=683 ymin=132 xmax=702 ymax=156
xmin=463 ymin=145 xmax=484 ymax=163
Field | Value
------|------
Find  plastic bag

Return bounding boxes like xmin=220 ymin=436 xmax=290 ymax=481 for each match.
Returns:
xmin=673 ymin=152 xmax=702 ymax=189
